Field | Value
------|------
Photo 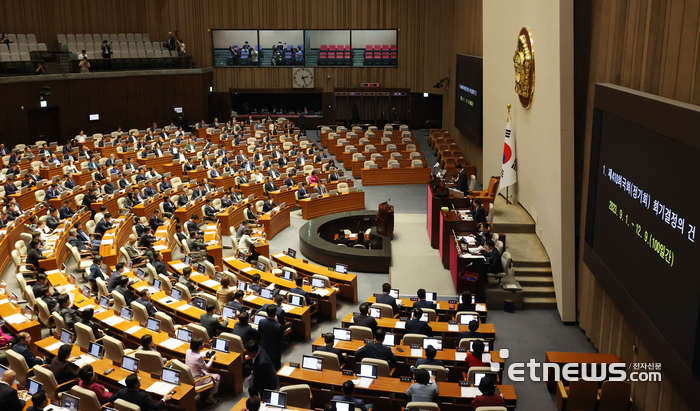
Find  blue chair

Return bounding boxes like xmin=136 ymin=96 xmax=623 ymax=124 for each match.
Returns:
xmin=240 ymin=49 xmax=249 ymax=65
xmin=284 ymin=52 xmax=292 ymax=65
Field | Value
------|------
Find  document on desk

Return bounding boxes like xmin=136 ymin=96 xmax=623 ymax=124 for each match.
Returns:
xmin=137 ymin=285 xmax=159 ymax=295
xmin=101 ymin=239 xmax=114 ymax=245
xmin=410 ymin=348 xmax=423 ymax=357
xmin=455 ymin=352 xmax=467 ymax=361
xmin=394 ymin=321 xmax=406 ymax=329
xmin=103 ymin=316 xmax=125 ymax=326
xmin=354 ymin=378 xmax=373 ymax=388
xmin=153 ymin=244 xmax=168 ymax=251
xmin=202 ymin=279 xmax=219 ymax=288
xmin=461 ymin=387 xmax=481 ymax=398
xmin=160 ymin=338 xmax=185 ymax=350
xmin=118 ymin=378 xmax=127 ymax=386
xmin=265 ymin=283 xmax=276 ymax=290
xmin=5 ymin=313 xmax=27 ymax=324
xmin=281 ymin=304 xmax=295 ymax=313
xmin=159 ymin=297 xmax=177 ymax=305
xmin=0 ymin=298 xmax=11 ymax=306
xmin=273 ymin=253 xmax=285 ymax=258
xmin=146 ymin=381 xmax=177 ymax=396
xmin=171 ymin=262 xmax=188 ymax=270
xmin=242 ymin=267 xmax=254 ymax=273
xmin=45 ymin=269 xmax=61 ymax=275
xmin=475 ymin=303 xmax=486 ymax=312
xmin=46 ymin=341 xmax=64 ymax=352
xmin=311 ymin=288 xmax=330 ymax=297
xmin=56 ymin=284 xmax=76 ymax=293
xmin=72 ymin=355 xmax=97 ymax=368
xmin=79 ymin=304 xmax=97 ymax=312
xmin=176 ymin=303 xmax=193 ymax=311
xmin=448 ymin=324 xmax=460 ymax=332
xmin=278 ymin=366 xmax=295 ymax=377
xmin=125 ymin=325 xmax=143 ymax=335
xmin=244 ymin=294 xmax=258 ymax=302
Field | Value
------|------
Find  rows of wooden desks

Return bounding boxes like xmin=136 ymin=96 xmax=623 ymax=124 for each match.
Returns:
xmin=271 ymin=252 xmax=358 ymax=303
xmin=34 ymin=338 xmax=199 ymax=409
xmin=45 ymin=272 xmax=244 ymax=395
xmin=321 ymin=130 xmax=414 ymax=148
xmin=258 ymin=205 xmax=291 ymax=240
xmin=544 ymin=352 xmax=622 ymax=390
xmin=340 ymin=313 xmax=496 ymax=348
xmin=351 ymin=158 xmax=428 ymax=179
xmin=310 ymin=336 xmax=505 ymax=381
xmin=366 ymin=296 xmax=488 ymax=321
xmin=298 ymin=190 xmax=365 ymax=220
xmin=0 ymin=295 xmax=42 ymax=354
xmin=276 ymin=362 xmax=517 ymax=411
xmin=360 ymin=166 xmax=432 ymax=186
xmin=269 ymin=178 xmax=355 ymax=209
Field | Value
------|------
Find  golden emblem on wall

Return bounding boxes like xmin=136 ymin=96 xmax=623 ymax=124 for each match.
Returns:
xmin=513 ymin=27 xmax=534 ymax=108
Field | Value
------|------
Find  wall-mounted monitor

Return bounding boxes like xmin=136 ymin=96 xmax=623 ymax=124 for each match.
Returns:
xmin=89 ymin=114 xmax=99 ymax=121
xmin=454 ymin=54 xmax=483 ymax=146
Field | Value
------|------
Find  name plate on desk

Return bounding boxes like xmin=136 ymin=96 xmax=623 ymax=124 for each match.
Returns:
xmin=364 ymin=339 xmax=373 ymax=345
xmin=409 ymin=297 xmax=418 ymax=301
xmin=449 ymin=321 xmax=458 ymax=325
xmin=459 ymin=381 xmax=470 ymax=387
xmin=400 ymin=377 xmax=412 ymax=382
xmin=289 ymin=362 xmax=299 ymax=368
xmin=457 ymin=348 xmax=467 ymax=352
xmin=342 ymin=370 xmax=354 ymax=376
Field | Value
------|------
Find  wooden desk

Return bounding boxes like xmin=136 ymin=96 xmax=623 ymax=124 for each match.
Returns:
xmin=277 ymin=362 xmax=517 ymax=411
xmin=440 ymin=210 xmax=478 ymax=269
xmin=90 ymin=190 xmax=127 ymax=215
xmin=340 ymin=313 xmax=496 ymax=347
xmin=34 ymin=337 xmax=197 ymax=409
xmin=216 ymin=202 xmax=250 ymax=237
xmin=131 ymin=195 xmax=165 ymax=219
xmin=48 ymin=187 xmax=89 ymax=212
xmin=544 ymin=352 xmax=622 ymax=390
xmin=188 ymin=270 xmax=313 ymax=342
xmin=258 ymin=206 xmax=291 ymax=240
xmin=0 ymin=296 xmax=42 ymax=354
xmin=310 ymin=336 xmax=504 ymax=382
xmin=366 ymin=296 xmax=488 ymax=321
xmin=271 ymin=253 xmax=358 ymax=303
xmin=352 ymin=159 xmax=427 ymax=179
xmin=427 ymin=183 xmax=472 ymax=249
xmin=39 ymin=166 xmax=64 ymax=181
xmin=9 ymin=182 xmax=52 ymax=211
xmin=97 ymin=216 xmax=133 ymax=267
xmin=298 ymin=191 xmax=365 ymax=220
xmin=39 ymin=211 xmax=92 ymax=272
xmin=361 ymin=166 xmax=432 ymax=186
xmin=229 ymin=397 xmax=313 ymax=411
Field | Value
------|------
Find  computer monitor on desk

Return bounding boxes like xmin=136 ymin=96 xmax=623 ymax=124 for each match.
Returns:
xmin=263 ymin=390 xmax=288 ymax=408
xmin=302 ymin=355 xmax=323 ymax=371
xmin=335 ymin=263 xmax=348 ymax=274
xmin=459 ymin=313 xmax=479 ymax=325
xmin=333 ymin=328 xmax=352 ymax=341
xmin=355 ymin=363 xmax=378 ymax=379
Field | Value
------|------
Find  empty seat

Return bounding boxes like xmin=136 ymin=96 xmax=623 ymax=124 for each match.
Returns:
xmin=18 ymin=44 xmax=29 ymax=53
xmin=10 ymin=53 xmax=20 ymax=62
xmin=8 ymin=44 xmax=19 ymax=54
xmin=153 ymin=50 xmax=162 ymax=58
xmin=85 ymin=43 xmax=94 ymax=52
xmin=119 ymin=42 xmax=128 ymax=51
xmin=93 ymin=34 xmax=102 ymax=43
xmin=67 ymin=34 xmax=76 ymax=43
xmin=128 ymin=42 xmax=137 ymax=50
xmin=110 ymin=34 xmax=119 ymax=43
xmin=26 ymin=42 xmax=38 ymax=52
xmin=136 ymin=42 xmax=144 ymax=51
xmin=320 ymin=45 xmax=328 ymax=51
xmin=129 ymin=50 xmax=138 ymax=58
xmin=17 ymin=34 xmax=27 ymax=44
xmin=112 ymin=50 xmax=121 ymax=58
xmin=27 ymin=34 xmax=37 ymax=44
xmin=143 ymin=33 xmax=151 ymax=42
xmin=118 ymin=33 xmax=127 ymax=42
xmin=0 ymin=53 xmax=12 ymax=62
xmin=137 ymin=50 xmax=146 ymax=58
xmin=76 ymin=34 xmax=85 ymax=43
xmin=146 ymin=50 xmax=155 ymax=58
xmin=126 ymin=33 xmax=135 ymax=42
xmin=152 ymin=41 xmax=161 ymax=50
xmin=135 ymin=33 xmax=143 ymax=42
xmin=38 ymin=43 xmax=47 ymax=51
xmin=84 ymin=34 xmax=93 ymax=43
xmin=144 ymin=42 xmax=153 ymax=51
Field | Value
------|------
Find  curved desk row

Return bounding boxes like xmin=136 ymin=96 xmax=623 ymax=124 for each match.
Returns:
xmin=298 ymin=190 xmax=365 ymax=220
xmin=271 ymin=252 xmax=358 ymax=303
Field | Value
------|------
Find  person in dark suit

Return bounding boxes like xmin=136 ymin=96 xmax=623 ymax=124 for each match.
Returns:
xmin=331 ymin=381 xmax=370 ymax=411
xmin=0 ymin=369 xmax=26 ymax=411
xmin=177 ymin=189 xmax=189 ymax=207
xmin=186 ymin=215 xmax=202 ymax=237
xmin=231 ymin=311 xmax=259 ymax=346
xmin=107 ymin=263 xmax=126 ymax=292
xmin=245 ymin=340 xmax=279 ymax=397
xmin=26 ymin=390 xmax=48 ymax=411
xmin=149 ymin=210 xmax=165 ymax=232
xmin=482 ymin=240 xmax=503 ymax=274
xmin=457 ymin=291 xmax=476 ymax=312
xmin=135 ymin=289 xmax=157 ymax=317
xmin=258 ymin=305 xmax=284 ymax=370
xmin=414 ymin=289 xmax=437 ymax=311
xmin=354 ymin=328 xmax=396 ymax=368
xmin=227 ymin=290 xmax=246 ymax=313
xmin=405 ymin=307 xmax=433 ymax=337
xmin=53 ymin=294 xmax=80 ymax=331
xmin=40 ymin=285 xmax=58 ymax=312
xmin=3 ymin=176 xmax=17 ymax=195
xmin=334 ymin=231 xmax=352 ymax=246
xmin=115 ymin=275 xmax=135 ymax=305
xmin=290 ymin=277 xmax=315 ymax=308
xmin=102 ymin=177 xmax=117 ymax=194
xmin=328 ymin=167 xmax=341 ymax=182
xmin=203 ymin=198 xmax=219 ymax=221
xmin=455 ymin=320 xmax=483 ymax=347
xmin=263 ymin=176 xmax=277 ymax=194
xmin=352 ymin=303 xmax=378 ymax=334
xmin=316 ymin=333 xmax=348 ymax=366
xmin=88 ymin=255 xmax=106 ymax=288
xmin=262 ymin=197 xmax=277 ymax=213
xmin=162 ymin=196 xmax=176 ymax=218
xmin=297 ymin=182 xmax=310 ymax=199
xmin=200 ymin=303 xmax=229 ymax=339
xmin=32 ymin=273 xmax=50 ymax=298
xmin=12 ymin=332 xmax=44 ymax=367
xmin=50 ymin=344 xmax=80 ymax=384
xmin=283 ymin=174 xmax=295 ymax=188
xmin=151 ymin=252 xmax=168 ymax=278
xmin=473 ymin=198 xmax=487 ymax=225
xmin=143 ymin=181 xmax=157 ymax=198
xmin=455 ymin=164 xmax=469 ymax=195
xmin=95 ymin=213 xmax=113 ymax=239
xmin=376 ymin=282 xmax=399 ymax=314
xmin=46 ymin=207 xmax=61 ymax=230
xmin=108 ymin=373 xmax=172 ymax=411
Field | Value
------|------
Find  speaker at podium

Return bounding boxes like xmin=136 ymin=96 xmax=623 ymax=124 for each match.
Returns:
xmin=377 ymin=201 xmax=394 ymax=239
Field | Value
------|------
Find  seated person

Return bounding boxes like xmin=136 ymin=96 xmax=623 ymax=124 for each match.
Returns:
xmin=455 ymin=320 xmax=483 ymax=347
xmin=410 ymin=345 xmax=448 ymax=376
xmin=78 ymin=364 xmax=113 ymax=404
xmin=331 ymin=380 xmax=371 ymax=411
xmin=466 ymin=340 xmax=490 ymax=369
xmin=12 ymin=332 xmax=44 ymax=367
xmin=405 ymin=307 xmax=433 ymax=336
xmin=352 ymin=302 xmax=378 ymax=334
xmin=335 ymin=231 xmax=352 ymax=246
xmin=481 ymin=240 xmax=503 ymax=274
xmin=405 ymin=369 xmax=439 ymax=403
xmin=354 ymin=329 xmax=396 ymax=368
xmin=375 ymin=282 xmax=399 ymax=314
xmin=457 ymin=291 xmax=476 ymax=312
xmin=470 ymin=377 xmax=507 ymax=408
xmin=316 ymin=333 xmax=348 ymax=366
xmin=414 ymin=288 xmax=437 ymax=310
xmin=49 ymin=344 xmax=79 ymax=384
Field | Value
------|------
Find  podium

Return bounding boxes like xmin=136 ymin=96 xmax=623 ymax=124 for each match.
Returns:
xmin=376 ymin=202 xmax=394 ymax=239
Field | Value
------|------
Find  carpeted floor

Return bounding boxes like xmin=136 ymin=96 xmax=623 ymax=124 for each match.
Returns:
xmin=0 ymin=128 xmax=598 ymax=411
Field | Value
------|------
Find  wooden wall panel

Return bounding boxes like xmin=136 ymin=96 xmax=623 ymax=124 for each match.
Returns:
xmin=576 ymin=0 xmax=699 ymax=409
xmin=0 ymin=71 xmax=211 ymax=147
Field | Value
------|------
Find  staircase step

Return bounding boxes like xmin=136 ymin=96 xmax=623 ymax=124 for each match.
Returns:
xmin=513 ymin=266 xmax=552 ymax=277
xmin=521 ymin=286 xmax=556 ymax=298
xmin=523 ymin=297 xmax=558 ymax=309
xmin=515 ymin=276 xmax=553 ymax=287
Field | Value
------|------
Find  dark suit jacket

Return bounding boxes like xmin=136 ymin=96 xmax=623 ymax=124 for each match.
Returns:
xmin=249 ymin=347 xmax=279 ymax=396
xmin=376 ymin=293 xmax=399 ymax=314
xmin=259 ymin=318 xmax=284 ymax=362
xmin=355 ymin=342 xmax=396 ymax=368
xmin=0 ymin=382 xmax=25 ymax=411
xmin=414 ymin=299 xmax=437 ymax=311
xmin=95 ymin=219 xmax=112 ymax=238
xmin=60 ymin=205 xmax=75 ymax=219
xmin=457 ymin=303 xmax=476 ymax=312
xmin=352 ymin=314 xmax=378 ymax=334
xmin=108 ymin=388 xmax=165 ymax=411
xmin=149 ymin=215 xmax=165 ymax=231
xmin=290 ymin=286 xmax=311 ymax=306
xmin=12 ymin=343 xmax=43 ymax=367
xmin=135 ymin=297 xmax=156 ymax=317
xmin=108 ymin=272 xmax=122 ymax=291
xmin=455 ymin=331 xmax=483 ymax=347
xmin=405 ymin=318 xmax=433 ymax=336
xmin=200 ymin=313 xmax=229 ymax=339
xmin=330 ymin=395 xmax=368 ymax=411
xmin=227 ymin=300 xmax=245 ymax=312
xmin=456 ymin=169 xmax=469 ymax=193
xmin=231 ymin=322 xmax=259 ymax=346
xmin=473 ymin=205 xmax=487 ymax=224
xmin=316 ymin=344 xmax=347 ymax=365
xmin=88 ymin=264 xmax=105 ymax=282
xmin=46 ymin=215 xmax=61 ymax=230
xmin=487 ymin=247 xmax=503 ymax=273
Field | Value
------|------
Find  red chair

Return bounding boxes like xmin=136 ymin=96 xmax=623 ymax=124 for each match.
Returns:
xmin=345 ymin=45 xmax=351 ymax=52
xmin=337 ymin=45 xmax=344 ymax=52
xmin=382 ymin=44 xmax=390 ymax=51
xmin=344 ymin=52 xmax=351 ymax=65
xmin=318 ymin=52 xmax=327 ymax=65
xmin=365 ymin=45 xmax=372 ymax=52
xmin=390 ymin=44 xmax=397 ymax=51
xmin=320 ymin=45 xmax=328 ymax=51
xmin=329 ymin=45 xmax=336 ymax=52
xmin=390 ymin=52 xmax=397 ymax=64
xmin=327 ymin=51 xmax=336 ymax=64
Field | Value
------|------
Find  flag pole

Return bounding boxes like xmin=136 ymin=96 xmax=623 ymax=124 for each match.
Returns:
xmin=505 ymin=104 xmax=512 ymax=204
